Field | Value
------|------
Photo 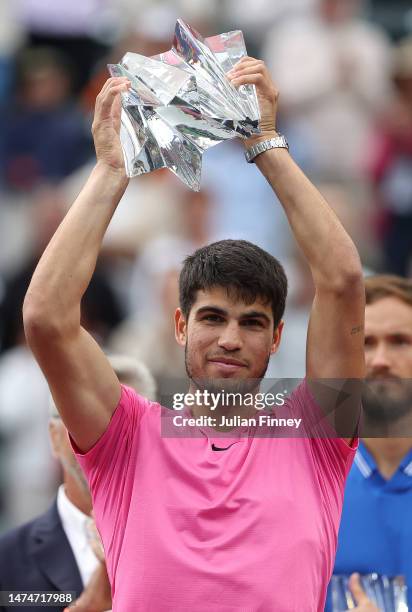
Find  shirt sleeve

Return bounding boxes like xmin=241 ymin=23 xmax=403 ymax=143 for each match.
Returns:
xmin=69 ymin=384 xmax=150 ymax=577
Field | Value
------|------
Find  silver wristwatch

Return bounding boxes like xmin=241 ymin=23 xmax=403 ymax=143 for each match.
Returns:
xmin=245 ymin=135 xmax=289 ymax=163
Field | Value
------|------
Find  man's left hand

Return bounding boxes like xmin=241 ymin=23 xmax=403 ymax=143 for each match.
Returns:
xmin=63 ymin=563 xmax=112 ymax=612
xmin=227 ymin=57 xmax=279 ymax=146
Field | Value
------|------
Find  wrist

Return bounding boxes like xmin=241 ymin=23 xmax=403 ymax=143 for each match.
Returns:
xmin=94 ymin=161 xmax=129 ymax=187
xmin=242 ymin=130 xmax=279 ymax=150
xmin=87 ymin=163 xmax=129 ymax=205
xmin=244 ymin=134 xmax=289 ymax=164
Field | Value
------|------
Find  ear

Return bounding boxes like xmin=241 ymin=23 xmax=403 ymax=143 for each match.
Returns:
xmin=270 ymin=320 xmax=284 ymax=355
xmin=174 ymin=308 xmax=187 ymax=346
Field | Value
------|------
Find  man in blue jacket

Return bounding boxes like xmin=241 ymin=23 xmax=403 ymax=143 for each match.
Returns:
xmin=332 ymin=274 xmax=412 ymax=610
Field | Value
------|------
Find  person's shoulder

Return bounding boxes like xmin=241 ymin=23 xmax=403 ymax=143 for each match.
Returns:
xmin=118 ymin=384 xmax=164 ymax=433
xmin=0 ymin=512 xmax=45 ymax=557
xmin=0 ymin=503 xmax=66 ymax=589
xmin=0 ymin=503 xmax=59 ymax=550
xmin=0 ymin=523 xmax=22 ymax=555
xmin=120 ymin=384 xmax=161 ymax=417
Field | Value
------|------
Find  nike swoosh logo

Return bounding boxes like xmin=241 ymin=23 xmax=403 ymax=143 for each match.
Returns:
xmin=211 ymin=442 xmax=236 ymax=451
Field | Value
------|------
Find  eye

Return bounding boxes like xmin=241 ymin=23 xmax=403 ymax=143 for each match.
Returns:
xmin=202 ymin=314 xmax=224 ymax=323
xmin=391 ymin=335 xmax=411 ymax=346
xmin=242 ymin=319 xmax=264 ymax=327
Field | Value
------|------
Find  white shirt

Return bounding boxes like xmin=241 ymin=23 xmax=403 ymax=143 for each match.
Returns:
xmin=57 ymin=485 xmax=99 ymax=587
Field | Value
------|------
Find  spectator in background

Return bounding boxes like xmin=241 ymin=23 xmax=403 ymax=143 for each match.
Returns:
xmin=263 ymin=0 xmax=391 ymax=180
xmin=0 ymin=355 xmax=156 ymax=612
xmin=329 ymin=275 xmax=412 ymax=610
xmin=368 ymin=37 xmax=412 ymax=276
xmin=0 ymin=261 xmax=123 ymax=356
xmin=0 ymin=46 xmax=93 ymax=192
xmin=15 ymin=0 xmax=115 ymax=92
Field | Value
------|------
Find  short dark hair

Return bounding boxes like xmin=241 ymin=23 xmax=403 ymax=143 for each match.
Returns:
xmin=365 ymin=274 xmax=412 ymax=307
xmin=179 ymin=240 xmax=288 ymax=328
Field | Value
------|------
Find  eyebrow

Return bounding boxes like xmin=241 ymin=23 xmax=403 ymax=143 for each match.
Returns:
xmin=365 ymin=331 xmax=412 ymax=341
xmin=388 ymin=332 xmax=412 ymax=340
xmin=240 ymin=311 xmax=272 ymax=325
xmin=195 ymin=306 xmax=271 ymax=324
xmin=195 ymin=306 xmax=227 ymax=317
xmin=365 ymin=329 xmax=412 ymax=336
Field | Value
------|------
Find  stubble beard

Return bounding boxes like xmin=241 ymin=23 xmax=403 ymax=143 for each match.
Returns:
xmin=362 ymin=377 xmax=412 ymax=433
xmin=184 ymin=343 xmax=271 ymax=398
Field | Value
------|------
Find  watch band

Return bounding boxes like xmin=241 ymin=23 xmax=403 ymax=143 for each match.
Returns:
xmin=245 ymin=135 xmax=289 ymax=163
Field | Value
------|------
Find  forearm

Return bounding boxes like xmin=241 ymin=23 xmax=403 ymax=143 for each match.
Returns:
xmin=255 ymin=147 xmax=362 ymax=288
xmin=24 ymin=163 xmax=128 ymax=332
xmin=229 ymin=58 xmax=362 ymax=287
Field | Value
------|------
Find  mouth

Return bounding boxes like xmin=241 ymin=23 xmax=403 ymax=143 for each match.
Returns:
xmin=208 ymin=358 xmax=248 ymax=373
xmin=365 ymin=376 xmax=405 ymax=395
xmin=367 ymin=375 xmax=401 ymax=383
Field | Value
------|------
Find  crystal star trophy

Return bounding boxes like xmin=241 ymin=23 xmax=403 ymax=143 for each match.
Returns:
xmin=108 ymin=19 xmax=261 ymax=191
xmin=331 ymin=574 xmax=408 ymax=611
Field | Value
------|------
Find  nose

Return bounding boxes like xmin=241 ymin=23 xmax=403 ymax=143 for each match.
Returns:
xmin=217 ymin=321 xmax=243 ymax=352
xmin=367 ymin=342 xmax=392 ymax=374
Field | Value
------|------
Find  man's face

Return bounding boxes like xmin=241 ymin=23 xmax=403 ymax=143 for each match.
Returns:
xmin=175 ymin=286 xmax=283 ymax=392
xmin=363 ymin=296 xmax=412 ymax=426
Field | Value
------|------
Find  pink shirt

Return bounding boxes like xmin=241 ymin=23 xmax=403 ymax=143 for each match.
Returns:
xmin=72 ymin=380 xmax=356 ymax=612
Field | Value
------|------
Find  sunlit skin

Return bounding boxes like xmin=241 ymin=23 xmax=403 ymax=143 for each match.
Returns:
xmin=174 ymin=286 xmax=283 ymax=420
xmin=363 ymin=296 xmax=412 ymax=478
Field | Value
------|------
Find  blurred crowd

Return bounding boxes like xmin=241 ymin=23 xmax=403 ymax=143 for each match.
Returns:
xmin=0 ymin=0 xmax=412 ymax=606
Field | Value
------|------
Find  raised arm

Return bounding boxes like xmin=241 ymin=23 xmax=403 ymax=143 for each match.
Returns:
xmin=23 ymin=77 xmax=131 ymax=452
xmin=228 ymin=59 xmax=365 ymax=436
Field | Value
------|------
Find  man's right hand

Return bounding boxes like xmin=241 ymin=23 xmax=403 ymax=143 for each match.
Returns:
xmin=92 ymin=77 xmax=130 ymax=173
xmin=346 ymin=573 xmax=380 ymax=612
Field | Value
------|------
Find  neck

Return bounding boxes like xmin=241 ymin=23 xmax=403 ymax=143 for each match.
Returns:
xmin=362 ymin=438 xmax=412 ymax=480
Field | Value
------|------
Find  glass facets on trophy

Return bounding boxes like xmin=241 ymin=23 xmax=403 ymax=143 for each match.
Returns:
xmin=108 ymin=19 xmax=260 ymax=191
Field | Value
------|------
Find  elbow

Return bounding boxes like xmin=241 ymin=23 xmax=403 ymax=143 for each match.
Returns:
xmin=336 ymin=265 xmax=364 ymax=295
xmin=316 ymin=258 xmax=364 ymax=297
xmin=23 ymin=295 xmax=51 ymax=344
xmin=23 ymin=292 xmax=66 ymax=345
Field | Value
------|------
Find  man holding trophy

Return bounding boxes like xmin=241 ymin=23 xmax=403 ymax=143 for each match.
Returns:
xmin=23 ymin=24 xmax=365 ymax=612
